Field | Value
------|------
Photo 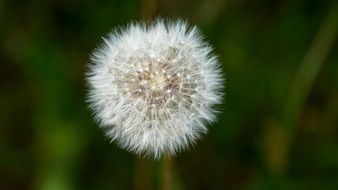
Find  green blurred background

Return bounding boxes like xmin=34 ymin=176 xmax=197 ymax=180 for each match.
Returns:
xmin=1 ymin=0 xmax=338 ymax=189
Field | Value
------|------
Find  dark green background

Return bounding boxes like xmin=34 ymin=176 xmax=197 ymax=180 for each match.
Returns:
xmin=1 ymin=0 xmax=338 ymax=189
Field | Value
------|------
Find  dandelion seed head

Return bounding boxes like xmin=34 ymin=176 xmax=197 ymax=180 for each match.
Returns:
xmin=87 ymin=19 xmax=224 ymax=159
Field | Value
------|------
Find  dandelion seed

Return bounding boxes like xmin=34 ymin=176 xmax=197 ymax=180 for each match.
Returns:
xmin=86 ymin=19 xmax=224 ymax=159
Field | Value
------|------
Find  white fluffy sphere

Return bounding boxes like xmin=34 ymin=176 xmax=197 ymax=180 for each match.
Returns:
xmin=87 ymin=19 xmax=224 ymax=158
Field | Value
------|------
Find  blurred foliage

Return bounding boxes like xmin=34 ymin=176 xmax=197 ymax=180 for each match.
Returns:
xmin=1 ymin=0 xmax=338 ymax=189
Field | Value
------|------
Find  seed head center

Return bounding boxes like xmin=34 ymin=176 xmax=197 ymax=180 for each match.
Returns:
xmin=149 ymin=73 xmax=166 ymax=90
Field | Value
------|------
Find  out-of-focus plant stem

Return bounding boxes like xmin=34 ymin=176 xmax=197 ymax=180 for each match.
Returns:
xmin=141 ymin=0 xmax=157 ymax=19
xmin=161 ymin=154 xmax=173 ymax=190
xmin=279 ymin=2 xmax=338 ymax=173
xmin=284 ymin=3 xmax=338 ymax=133
xmin=134 ymin=1 xmax=158 ymax=190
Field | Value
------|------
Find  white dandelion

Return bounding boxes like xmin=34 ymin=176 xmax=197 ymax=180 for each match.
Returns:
xmin=87 ymin=19 xmax=224 ymax=158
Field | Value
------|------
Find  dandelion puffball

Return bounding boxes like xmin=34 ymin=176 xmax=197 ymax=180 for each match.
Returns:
xmin=87 ymin=19 xmax=223 ymax=158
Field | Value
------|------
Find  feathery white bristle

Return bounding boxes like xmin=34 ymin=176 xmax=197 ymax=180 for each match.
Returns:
xmin=87 ymin=19 xmax=224 ymax=159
